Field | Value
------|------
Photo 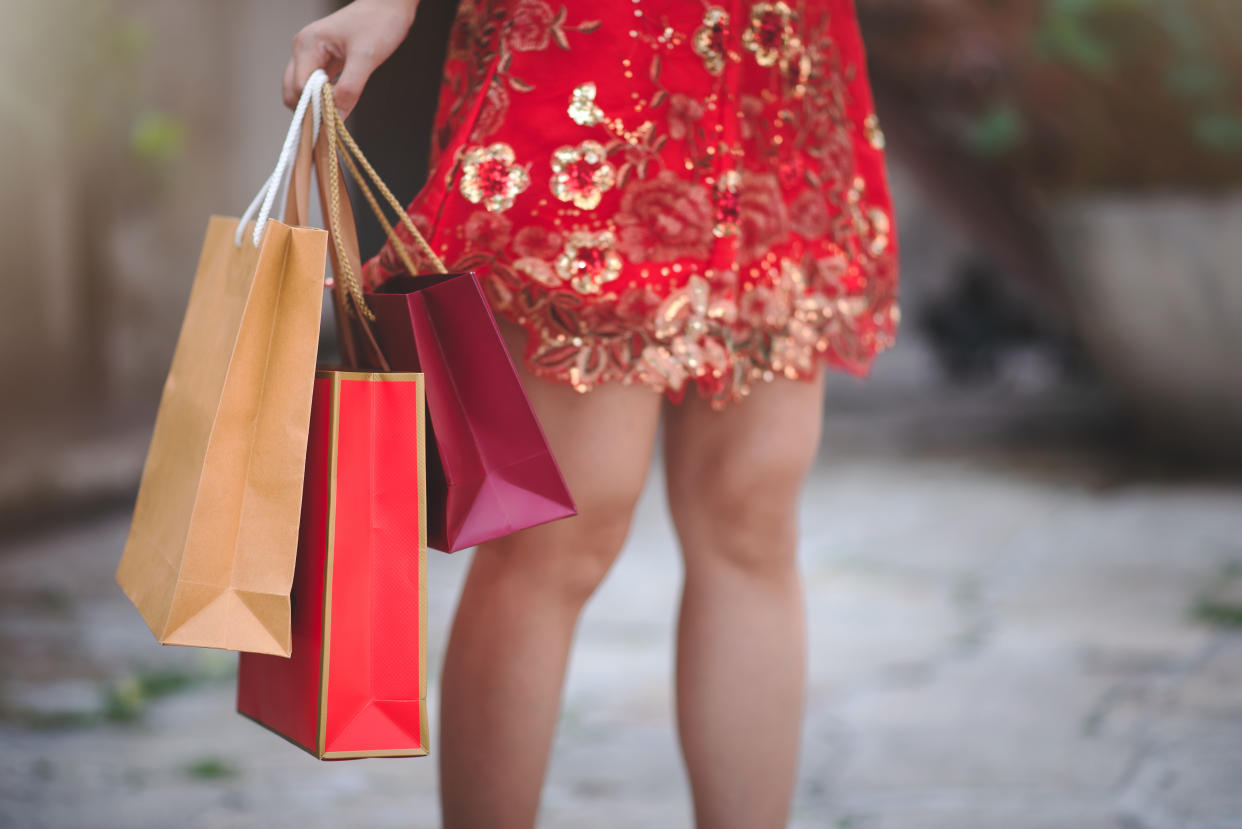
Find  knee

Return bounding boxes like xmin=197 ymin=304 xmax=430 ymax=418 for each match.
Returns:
xmin=476 ymin=484 xmax=639 ymax=607
xmin=669 ymin=448 xmax=813 ymax=578
xmin=541 ymin=505 xmax=634 ymax=603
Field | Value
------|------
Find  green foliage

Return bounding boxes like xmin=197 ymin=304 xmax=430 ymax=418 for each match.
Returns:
xmin=101 ymin=675 xmax=146 ymax=723
xmin=102 ymin=668 xmax=200 ymax=723
xmin=1164 ymin=62 xmax=1224 ymax=99
xmin=32 ymin=588 xmax=72 ymax=617
xmin=965 ymin=104 xmax=1027 ymax=157
xmin=1035 ymin=0 xmax=1122 ymax=74
xmin=186 ymin=757 xmax=239 ymax=781
xmin=16 ymin=710 xmax=99 ymax=732
xmin=1033 ymin=0 xmax=1242 ymax=156
xmin=1193 ymin=113 xmax=1242 ymax=151
xmin=1192 ymin=560 xmax=1242 ymax=628
xmin=130 ymin=110 xmax=186 ymax=164
xmin=23 ymin=7 xmax=179 ymax=177
xmin=1193 ymin=598 xmax=1242 ymax=628
xmin=2 ymin=657 xmax=235 ymax=731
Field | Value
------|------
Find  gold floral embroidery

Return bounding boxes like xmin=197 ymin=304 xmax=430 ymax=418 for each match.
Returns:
xmin=655 ymin=274 xmax=710 ymax=339
xmin=459 ymin=143 xmax=531 ymax=212
xmin=636 ymin=275 xmax=733 ymax=392
xmin=867 ymin=208 xmax=892 ymax=255
xmin=555 ymin=230 xmax=623 ymax=294
xmin=464 ymin=211 xmax=513 ymax=251
xmin=616 ymin=170 xmax=714 ymax=262
xmin=450 ymin=3 xmax=602 ymax=145
xmin=740 ymin=289 xmax=790 ymax=333
xmin=568 ymin=82 xmax=604 ymax=126
xmin=837 ymin=175 xmax=892 ymax=257
xmin=789 ymin=191 xmax=830 ymax=238
xmin=513 ymin=226 xmax=563 ymax=259
xmin=736 ymin=172 xmax=791 ymax=264
xmin=712 ymin=170 xmax=741 ymax=238
xmin=506 ymin=1 xmax=602 ymax=53
xmin=471 ymin=81 xmax=511 ymax=140
xmin=550 ymin=140 xmax=617 ymax=210
xmin=514 ymin=256 xmax=562 ymax=287
xmin=692 ymin=8 xmax=730 ymax=75
xmin=743 ymin=2 xmax=796 ymax=67
xmin=375 ymin=0 xmax=901 ymax=410
xmin=505 ymin=0 xmax=557 ymax=52
xmin=864 ymin=113 xmax=886 ymax=150
xmin=667 ymin=94 xmax=705 ymax=141
xmin=780 ymin=37 xmax=812 ymax=99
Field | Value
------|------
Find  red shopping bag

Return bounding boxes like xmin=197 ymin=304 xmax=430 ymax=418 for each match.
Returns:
xmin=237 ymin=85 xmax=427 ymax=760
xmin=327 ymin=110 xmax=575 ymax=552
xmin=236 ymin=370 xmax=428 ymax=759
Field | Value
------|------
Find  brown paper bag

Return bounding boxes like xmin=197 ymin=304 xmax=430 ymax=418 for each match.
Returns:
xmin=116 ymin=83 xmax=328 ymax=655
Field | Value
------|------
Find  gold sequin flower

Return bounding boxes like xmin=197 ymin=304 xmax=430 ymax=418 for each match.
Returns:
xmin=550 ymin=141 xmax=617 ymax=210
xmin=712 ymin=170 xmax=741 ymax=238
xmin=864 ymin=113 xmax=886 ymax=150
xmin=780 ymin=36 xmax=812 ymax=99
xmin=868 ymin=208 xmax=892 ymax=256
xmin=459 ymin=143 xmax=530 ymax=212
xmin=743 ymin=1 xmax=795 ymax=67
xmin=568 ymin=82 xmax=604 ymax=127
xmin=692 ymin=8 xmax=730 ymax=75
xmin=555 ymin=230 xmax=623 ymax=294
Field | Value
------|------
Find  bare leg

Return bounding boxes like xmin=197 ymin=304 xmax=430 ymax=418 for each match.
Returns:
xmin=663 ymin=374 xmax=826 ymax=829
xmin=438 ymin=322 xmax=663 ymax=829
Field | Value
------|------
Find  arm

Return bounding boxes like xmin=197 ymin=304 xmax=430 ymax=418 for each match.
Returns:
xmin=282 ymin=0 xmax=421 ymax=117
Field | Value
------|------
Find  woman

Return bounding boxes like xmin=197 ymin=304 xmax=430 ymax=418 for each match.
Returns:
xmin=285 ymin=0 xmax=897 ymax=825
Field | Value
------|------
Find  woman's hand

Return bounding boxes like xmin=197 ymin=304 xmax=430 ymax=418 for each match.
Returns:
xmin=282 ymin=0 xmax=419 ymax=117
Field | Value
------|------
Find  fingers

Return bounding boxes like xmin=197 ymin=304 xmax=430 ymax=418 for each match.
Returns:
xmin=284 ymin=10 xmax=390 ymax=116
xmin=289 ymin=27 xmax=327 ymax=105
xmin=281 ymin=58 xmax=297 ymax=109
xmin=332 ymin=51 xmax=379 ymax=119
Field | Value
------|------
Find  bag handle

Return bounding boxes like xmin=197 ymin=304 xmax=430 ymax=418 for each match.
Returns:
xmin=316 ymin=83 xmax=392 ymax=371
xmin=319 ymin=83 xmax=449 ymax=276
xmin=234 ymin=69 xmax=328 ymax=248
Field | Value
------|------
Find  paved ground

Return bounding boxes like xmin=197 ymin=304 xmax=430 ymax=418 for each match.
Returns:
xmin=2 ymin=385 xmax=1241 ymax=829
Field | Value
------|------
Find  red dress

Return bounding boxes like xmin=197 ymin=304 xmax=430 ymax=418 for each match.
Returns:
xmin=364 ymin=0 xmax=899 ymax=408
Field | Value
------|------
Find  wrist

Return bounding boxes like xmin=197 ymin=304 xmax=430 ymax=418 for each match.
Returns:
xmin=369 ymin=0 xmax=420 ymax=30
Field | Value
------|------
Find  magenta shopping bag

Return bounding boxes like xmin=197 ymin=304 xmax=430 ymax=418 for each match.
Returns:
xmin=359 ymin=271 xmax=576 ymax=552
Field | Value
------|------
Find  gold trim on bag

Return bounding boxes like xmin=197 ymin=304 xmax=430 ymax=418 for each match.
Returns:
xmin=316 ymin=373 xmax=343 ymax=758
xmin=415 ymin=377 xmax=429 ymax=754
xmin=314 ymin=369 xmax=423 ymax=382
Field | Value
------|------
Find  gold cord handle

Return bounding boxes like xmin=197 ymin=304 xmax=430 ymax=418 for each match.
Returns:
xmin=322 ymin=84 xmax=375 ymax=320
xmin=321 ymin=83 xmax=449 ymax=277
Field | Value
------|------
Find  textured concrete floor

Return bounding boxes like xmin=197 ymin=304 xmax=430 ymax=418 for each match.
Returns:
xmin=2 ymin=391 xmax=1241 ymax=829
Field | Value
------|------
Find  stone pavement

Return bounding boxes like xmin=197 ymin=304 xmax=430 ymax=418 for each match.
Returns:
xmin=2 ymin=393 xmax=1241 ymax=829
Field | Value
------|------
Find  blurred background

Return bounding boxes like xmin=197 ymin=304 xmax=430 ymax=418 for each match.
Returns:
xmin=1 ymin=1 xmax=1240 ymax=827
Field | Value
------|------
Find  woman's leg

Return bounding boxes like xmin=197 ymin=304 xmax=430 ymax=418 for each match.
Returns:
xmin=663 ymin=373 xmax=826 ymax=829
xmin=439 ymin=322 xmax=663 ymax=829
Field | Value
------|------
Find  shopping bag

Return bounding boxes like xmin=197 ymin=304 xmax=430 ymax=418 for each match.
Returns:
xmin=236 ymin=369 xmax=428 ymax=759
xmin=366 ymin=273 xmax=577 ymax=551
xmin=115 ymin=73 xmax=331 ymax=656
xmin=327 ymin=112 xmax=576 ymax=552
xmin=238 ymin=84 xmax=428 ymax=760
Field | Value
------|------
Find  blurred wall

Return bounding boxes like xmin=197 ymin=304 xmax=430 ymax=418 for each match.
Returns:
xmin=0 ymin=0 xmax=332 ymax=434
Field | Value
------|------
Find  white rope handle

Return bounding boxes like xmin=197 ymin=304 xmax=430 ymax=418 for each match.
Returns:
xmin=234 ymin=68 xmax=328 ymax=248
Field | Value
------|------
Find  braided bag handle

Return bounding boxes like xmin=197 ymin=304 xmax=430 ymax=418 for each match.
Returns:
xmin=321 ymin=83 xmax=449 ymax=281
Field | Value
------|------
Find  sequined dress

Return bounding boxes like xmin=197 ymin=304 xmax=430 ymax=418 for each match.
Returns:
xmin=363 ymin=0 xmax=899 ymax=407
